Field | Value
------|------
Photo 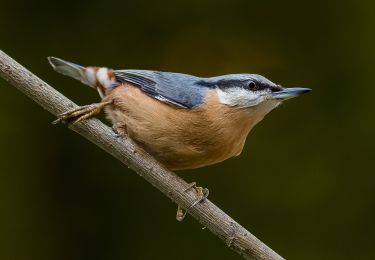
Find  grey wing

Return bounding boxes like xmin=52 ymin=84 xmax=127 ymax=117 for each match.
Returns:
xmin=113 ymin=70 xmax=208 ymax=108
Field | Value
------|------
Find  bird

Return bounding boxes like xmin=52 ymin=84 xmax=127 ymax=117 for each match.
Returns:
xmin=48 ymin=57 xmax=311 ymax=171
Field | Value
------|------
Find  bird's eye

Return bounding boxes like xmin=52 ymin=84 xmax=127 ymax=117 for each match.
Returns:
xmin=248 ymin=81 xmax=257 ymax=90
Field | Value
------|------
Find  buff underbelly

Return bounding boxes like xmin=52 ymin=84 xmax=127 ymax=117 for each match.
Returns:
xmin=104 ymin=84 xmax=255 ymax=170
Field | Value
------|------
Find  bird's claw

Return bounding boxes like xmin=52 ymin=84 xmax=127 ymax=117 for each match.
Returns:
xmin=176 ymin=182 xmax=209 ymax=222
xmin=176 ymin=205 xmax=187 ymax=222
xmin=52 ymin=101 xmax=111 ymax=124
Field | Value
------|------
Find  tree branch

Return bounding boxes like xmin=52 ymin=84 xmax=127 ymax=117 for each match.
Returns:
xmin=0 ymin=49 xmax=284 ymax=260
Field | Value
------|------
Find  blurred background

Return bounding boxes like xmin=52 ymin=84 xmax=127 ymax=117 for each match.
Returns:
xmin=0 ymin=0 xmax=374 ymax=259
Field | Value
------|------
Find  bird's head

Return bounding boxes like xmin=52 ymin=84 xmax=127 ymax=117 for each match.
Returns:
xmin=212 ymin=74 xmax=310 ymax=114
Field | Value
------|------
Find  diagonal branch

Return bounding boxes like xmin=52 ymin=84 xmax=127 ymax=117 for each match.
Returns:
xmin=0 ymin=49 xmax=284 ymax=260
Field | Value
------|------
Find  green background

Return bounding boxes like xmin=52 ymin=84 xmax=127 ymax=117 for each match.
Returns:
xmin=1 ymin=0 xmax=374 ymax=259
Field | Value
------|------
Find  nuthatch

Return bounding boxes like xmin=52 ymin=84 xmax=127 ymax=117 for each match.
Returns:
xmin=48 ymin=57 xmax=311 ymax=171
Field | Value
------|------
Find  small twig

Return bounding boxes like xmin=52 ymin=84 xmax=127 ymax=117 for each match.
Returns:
xmin=0 ymin=49 xmax=284 ymax=260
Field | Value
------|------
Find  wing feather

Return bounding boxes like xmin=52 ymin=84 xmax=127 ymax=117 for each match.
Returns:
xmin=113 ymin=70 xmax=207 ymax=108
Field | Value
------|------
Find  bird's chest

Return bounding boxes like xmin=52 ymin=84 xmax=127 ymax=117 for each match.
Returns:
xmin=188 ymin=105 xmax=256 ymax=163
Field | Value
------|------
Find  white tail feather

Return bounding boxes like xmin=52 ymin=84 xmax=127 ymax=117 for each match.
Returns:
xmin=48 ymin=57 xmax=118 ymax=97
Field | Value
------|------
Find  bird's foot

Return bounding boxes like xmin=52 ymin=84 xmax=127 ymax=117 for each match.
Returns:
xmin=176 ymin=205 xmax=187 ymax=222
xmin=52 ymin=100 xmax=112 ymax=124
xmin=176 ymin=182 xmax=209 ymax=221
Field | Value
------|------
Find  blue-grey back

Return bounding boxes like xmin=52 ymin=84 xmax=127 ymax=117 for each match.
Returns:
xmin=114 ymin=70 xmax=209 ymax=108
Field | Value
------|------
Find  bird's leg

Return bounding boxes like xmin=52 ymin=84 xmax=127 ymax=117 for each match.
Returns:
xmin=176 ymin=182 xmax=209 ymax=221
xmin=52 ymin=100 xmax=112 ymax=124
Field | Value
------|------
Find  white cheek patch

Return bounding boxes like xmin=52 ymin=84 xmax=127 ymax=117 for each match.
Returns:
xmin=217 ymin=88 xmax=266 ymax=107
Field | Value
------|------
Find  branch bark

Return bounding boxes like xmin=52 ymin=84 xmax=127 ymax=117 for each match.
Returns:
xmin=0 ymin=49 xmax=284 ymax=260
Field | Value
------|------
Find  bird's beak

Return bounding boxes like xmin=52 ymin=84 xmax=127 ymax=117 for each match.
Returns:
xmin=272 ymin=87 xmax=311 ymax=100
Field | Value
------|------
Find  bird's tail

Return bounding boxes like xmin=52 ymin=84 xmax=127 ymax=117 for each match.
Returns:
xmin=48 ymin=57 xmax=118 ymax=97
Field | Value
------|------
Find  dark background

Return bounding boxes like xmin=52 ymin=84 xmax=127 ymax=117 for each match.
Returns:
xmin=1 ymin=0 xmax=374 ymax=259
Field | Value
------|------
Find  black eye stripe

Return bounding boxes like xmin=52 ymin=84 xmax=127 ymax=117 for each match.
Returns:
xmin=247 ymin=81 xmax=268 ymax=91
xmin=197 ymin=78 xmax=278 ymax=92
xmin=270 ymin=85 xmax=283 ymax=92
xmin=216 ymin=79 xmax=246 ymax=89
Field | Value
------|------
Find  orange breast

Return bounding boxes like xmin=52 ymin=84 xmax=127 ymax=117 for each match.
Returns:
xmin=103 ymin=84 xmax=259 ymax=170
